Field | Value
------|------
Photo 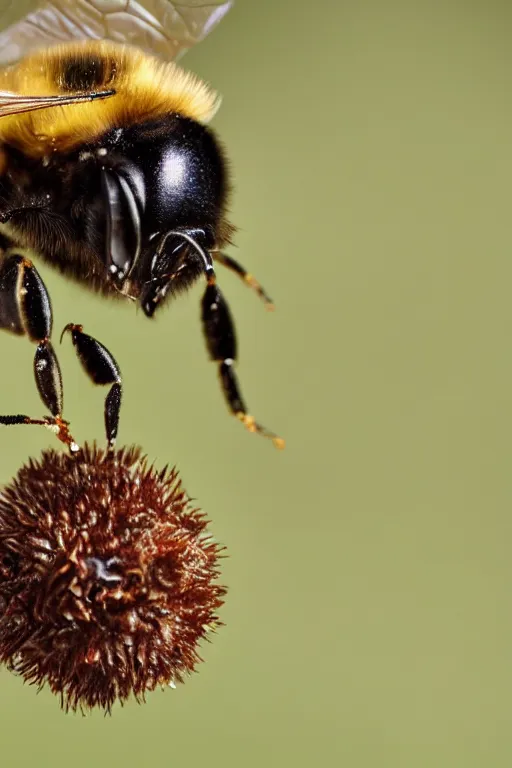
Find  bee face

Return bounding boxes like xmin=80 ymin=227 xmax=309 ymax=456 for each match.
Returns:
xmin=26 ymin=111 xmax=230 ymax=310
xmin=97 ymin=113 xmax=229 ymax=284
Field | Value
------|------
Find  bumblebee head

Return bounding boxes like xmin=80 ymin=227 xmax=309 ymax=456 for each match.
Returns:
xmin=85 ymin=113 xmax=230 ymax=307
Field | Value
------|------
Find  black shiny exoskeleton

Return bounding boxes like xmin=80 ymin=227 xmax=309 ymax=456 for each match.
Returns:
xmin=0 ymin=110 xmax=282 ymax=446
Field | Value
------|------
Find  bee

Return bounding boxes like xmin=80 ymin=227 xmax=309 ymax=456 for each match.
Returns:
xmin=0 ymin=1 xmax=284 ymax=449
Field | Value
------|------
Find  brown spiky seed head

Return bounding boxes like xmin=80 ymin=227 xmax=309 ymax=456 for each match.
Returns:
xmin=0 ymin=444 xmax=225 ymax=712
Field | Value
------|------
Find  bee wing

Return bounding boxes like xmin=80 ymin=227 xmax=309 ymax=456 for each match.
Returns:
xmin=0 ymin=0 xmax=232 ymax=67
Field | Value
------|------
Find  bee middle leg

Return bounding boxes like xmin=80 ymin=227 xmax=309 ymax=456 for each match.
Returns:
xmin=60 ymin=324 xmax=122 ymax=450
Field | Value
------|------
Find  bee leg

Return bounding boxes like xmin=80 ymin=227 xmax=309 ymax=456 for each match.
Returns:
xmin=213 ymin=252 xmax=275 ymax=310
xmin=60 ymin=324 xmax=122 ymax=451
xmin=0 ymin=255 xmax=78 ymax=450
xmin=0 ymin=253 xmax=52 ymax=340
xmin=201 ymin=281 xmax=284 ymax=449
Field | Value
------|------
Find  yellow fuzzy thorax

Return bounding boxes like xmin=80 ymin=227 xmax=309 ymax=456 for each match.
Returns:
xmin=0 ymin=40 xmax=220 ymax=157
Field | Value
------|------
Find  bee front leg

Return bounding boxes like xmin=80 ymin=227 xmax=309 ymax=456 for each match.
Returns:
xmin=60 ymin=324 xmax=122 ymax=451
xmin=201 ymin=281 xmax=284 ymax=449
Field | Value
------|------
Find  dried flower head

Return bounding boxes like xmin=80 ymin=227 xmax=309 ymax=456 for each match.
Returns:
xmin=0 ymin=443 xmax=225 ymax=712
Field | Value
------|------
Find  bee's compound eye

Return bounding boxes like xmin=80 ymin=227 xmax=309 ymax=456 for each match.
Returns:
xmin=101 ymin=169 xmax=141 ymax=284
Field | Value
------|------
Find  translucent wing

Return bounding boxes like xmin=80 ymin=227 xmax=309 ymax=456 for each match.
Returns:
xmin=0 ymin=0 xmax=232 ymax=67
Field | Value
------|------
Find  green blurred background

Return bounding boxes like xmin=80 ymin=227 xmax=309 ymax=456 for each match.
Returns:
xmin=0 ymin=0 xmax=511 ymax=765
